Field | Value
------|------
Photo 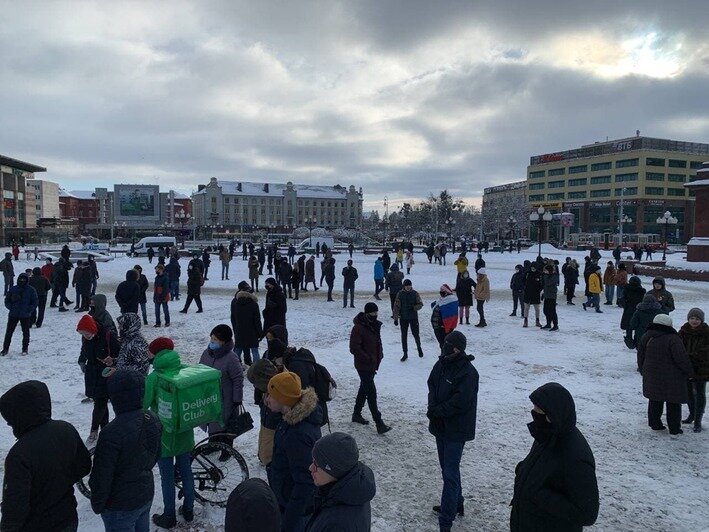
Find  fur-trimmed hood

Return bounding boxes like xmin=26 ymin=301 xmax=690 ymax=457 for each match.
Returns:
xmin=236 ymin=290 xmax=258 ymax=304
xmin=283 ymin=387 xmax=322 ymax=426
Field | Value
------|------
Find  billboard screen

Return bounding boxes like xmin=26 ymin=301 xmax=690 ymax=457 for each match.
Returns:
xmin=115 ymin=185 xmax=159 ymax=219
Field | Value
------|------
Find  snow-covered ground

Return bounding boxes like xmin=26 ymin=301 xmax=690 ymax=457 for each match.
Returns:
xmin=1 ymin=246 xmax=708 ymax=531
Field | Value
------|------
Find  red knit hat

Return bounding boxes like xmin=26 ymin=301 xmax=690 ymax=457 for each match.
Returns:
xmin=148 ymin=337 xmax=174 ymax=355
xmin=76 ymin=315 xmax=98 ymax=335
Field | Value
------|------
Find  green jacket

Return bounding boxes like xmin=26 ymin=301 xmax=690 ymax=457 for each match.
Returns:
xmin=143 ymin=349 xmax=196 ymax=458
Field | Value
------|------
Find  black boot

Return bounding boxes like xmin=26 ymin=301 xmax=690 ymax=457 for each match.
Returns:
xmin=152 ymin=513 xmax=177 ymax=529
xmin=682 ymin=415 xmax=695 ymax=424
xmin=417 ymin=346 xmax=424 ymax=358
xmin=694 ymin=415 xmax=703 ymax=433
xmin=433 ymin=502 xmax=464 ymax=516
xmin=179 ymin=505 xmax=194 ymax=522
xmin=376 ymin=422 xmax=392 ymax=434
xmin=400 ymin=353 xmax=408 ymax=362
xmin=352 ymin=413 xmax=370 ymax=425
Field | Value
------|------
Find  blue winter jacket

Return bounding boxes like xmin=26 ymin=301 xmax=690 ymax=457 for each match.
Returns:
xmin=373 ymin=260 xmax=384 ymax=281
xmin=5 ymin=275 xmax=38 ymax=318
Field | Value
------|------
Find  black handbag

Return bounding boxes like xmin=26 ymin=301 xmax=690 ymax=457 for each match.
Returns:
xmin=226 ymin=404 xmax=254 ymax=437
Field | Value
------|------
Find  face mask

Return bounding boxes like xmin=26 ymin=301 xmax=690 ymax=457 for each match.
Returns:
xmin=208 ymin=341 xmax=221 ymax=351
xmin=442 ymin=343 xmax=456 ymax=356
xmin=440 ymin=291 xmax=447 ymax=298
xmin=367 ymin=313 xmax=378 ymax=322
xmin=528 ymin=410 xmax=553 ymax=443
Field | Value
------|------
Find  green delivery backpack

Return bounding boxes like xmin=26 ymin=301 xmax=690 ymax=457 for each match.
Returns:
xmin=156 ymin=364 xmax=223 ymax=433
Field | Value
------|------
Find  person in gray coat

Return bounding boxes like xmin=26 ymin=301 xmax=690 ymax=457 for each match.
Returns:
xmin=306 ymin=432 xmax=375 ymax=532
xmin=541 ymin=264 xmax=559 ymax=331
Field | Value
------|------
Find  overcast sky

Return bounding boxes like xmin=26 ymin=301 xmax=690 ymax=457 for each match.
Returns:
xmin=1 ymin=1 xmax=708 ymax=211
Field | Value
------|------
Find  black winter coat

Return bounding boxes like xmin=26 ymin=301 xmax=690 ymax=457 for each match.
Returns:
xmin=523 ymin=270 xmax=543 ymax=304
xmin=562 ymin=266 xmax=579 ymax=287
xmin=511 ymin=383 xmax=599 ymax=532
xmin=638 ymin=324 xmax=694 ymax=403
xmin=620 ymin=281 xmax=646 ymax=330
xmin=455 ymin=276 xmax=475 ymax=306
xmin=427 ymin=352 xmax=478 ymax=442
xmin=342 ymin=266 xmax=358 ymax=287
xmin=28 ymin=274 xmax=51 ymax=297
xmin=0 ymin=381 xmax=92 ymax=532
xmin=136 ymin=273 xmax=149 ymax=304
xmin=283 ymin=348 xmax=329 ymax=425
xmin=510 ymin=271 xmax=525 ymax=293
xmin=231 ymin=290 xmax=263 ymax=348
xmin=187 ymin=267 xmax=203 ymax=296
xmin=306 ymin=462 xmax=375 ymax=532
xmin=629 ymin=303 xmax=664 ymax=345
xmin=78 ymin=324 xmax=120 ymax=399
xmin=89 ymin=370 xmax=162 ymax=514
xmin=115 ymin=270 xmax=141 ymax=313
xmin=263 ymin=285 xmax=287 ymax=331
xmin=52 ymin=258 xmax=71 ymax=288
xmin=225 ymin=478 xmax=281 ymax=532
xmin=349 ymin=313 xmax=384 ymax=372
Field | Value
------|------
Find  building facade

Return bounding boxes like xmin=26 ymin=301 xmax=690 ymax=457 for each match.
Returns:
xmin=27 ymin=179 xmax=61 ymax=221
xmin=527 ymin=136 xmax=707 ymax=242
xmin=191 ymin=178 xmax=364 ymax=231
xmin=481 ymin=180 xmax=530 ymax=239
xmin=0 ymin=155 xmax=46 ymax=242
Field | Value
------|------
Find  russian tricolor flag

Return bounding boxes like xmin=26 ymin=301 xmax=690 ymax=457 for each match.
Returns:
xmin=437 ymin=294 xmax=459 ymax=333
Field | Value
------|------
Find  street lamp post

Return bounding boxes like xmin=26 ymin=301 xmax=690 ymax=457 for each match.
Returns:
xmin=656 ymin=210 xmax=678 ymax=261
xmin=446 ymin=217 xmax=456 ymax=250
xmin=529 ymin=206 xmax=553 ymax=258
xmin=382 ymin=196 xmax=389 ymax=248
xmin=175 ymin=209 xmax=191 ymax=248
xmin=306 ymin=216 xmax=316 ymax=247
xmin=618 ymin=214 xmax=632 ymax=248
xmin=507 ymin=216 xmax=517 ymax=240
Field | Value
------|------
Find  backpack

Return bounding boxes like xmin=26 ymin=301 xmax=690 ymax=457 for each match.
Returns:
xmin=312 ymin=361 xmax=337 ymax=403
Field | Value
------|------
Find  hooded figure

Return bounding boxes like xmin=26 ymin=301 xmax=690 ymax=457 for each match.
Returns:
xmin=620 ymin=276 xmax=646 ymax=333
xmin=510 ymin=383 xmax=599 ymax=532
xmin=630 ymin=293 xmax=665 ymax=348
xmin=649 ymin=277 xmax=675 ymax=314
xmin=0 ymin=381 xmax=92 ymax=532
xmin=2 ymin=273 xmax=38 ymax=355
xmin=225 ymin=478 xmax=281 ymax=532
xmin=231 ymin=285 xmax=263 ymax=364
xmin=264 ymin=324 xmax=289 ymax=363
xmin=89 ymin=293 xmax=118 ymax=337
xmin=89 ymin=370 xmax=162 ymax=518
xmin=263 ymin=280 xmax=287 ymax=332
xmin=116 ymin=312 xmax=150 ymax=375
xmin=115 ymin=269 xmax=141 ymax=314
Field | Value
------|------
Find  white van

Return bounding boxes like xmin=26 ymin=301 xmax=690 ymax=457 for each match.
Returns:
xmin=297 ymin=236 xmax=335 ymax=251
xmin=132 ymin=236 xmax=177 ymax=256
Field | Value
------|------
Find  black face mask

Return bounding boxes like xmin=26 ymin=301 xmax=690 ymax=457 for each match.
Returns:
xmin=442 ymin=343 xmax=456 ymax=356
xmin=367 ymin=314 xmax=378 ymax=322
xmin=528 ymin=410 xmax=553 ymax=443
xmin=439 ymin=291 xmax=447 ymax=298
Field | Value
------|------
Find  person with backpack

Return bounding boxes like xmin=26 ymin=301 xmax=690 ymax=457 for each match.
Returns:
xmin=0 ymin=380 xmax=92 ymax=532
xmin=342 ymin=259 xmax=358 ymax=308
xmin=134 ymin=264 xmax=150 ymax=326
xmin=2 ymin=273 xmax=38 ymax=356
xmin=153 ymin=264 xmax=171 ymax=328
xmin=231 ymin=281 xmax=263 ymax=365
xmin=144 ymin=337 xmax=196 ymax=528
xmin=115 ymin=269 xmax=141 ymax=314
xmin=394 ymin=279 xmax=424 ymax=361
xmin=77 ymin=314 xmax=120 ymax=447
xmin=282 ymin=347 xmax=334 ymax=428
xmin=89 ymin=369 xmax=162 ymax=530
xmin=28 ymin=266 xmax=50 ymax=328
xmin=349 ymin=302 xmax=391 ymax=434
xmin=431 ymin=284 xmax=459 ymax=351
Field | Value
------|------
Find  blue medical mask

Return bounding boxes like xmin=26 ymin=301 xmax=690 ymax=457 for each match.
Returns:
xmin=208 ymin=341 xmax=221 ymax=351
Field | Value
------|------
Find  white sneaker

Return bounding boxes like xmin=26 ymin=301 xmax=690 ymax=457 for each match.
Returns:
xmin=21 ymin=351 xmax=28 ymax=356
xmin=85 ymin=431 xmax=98 ymax=447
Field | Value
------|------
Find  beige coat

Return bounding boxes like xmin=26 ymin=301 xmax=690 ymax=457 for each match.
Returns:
xmin=474 ymin=275 xmax=490 ymax=301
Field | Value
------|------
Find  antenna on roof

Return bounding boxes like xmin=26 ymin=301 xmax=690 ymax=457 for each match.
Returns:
xmin=636 ymin=129 xmax=640 ymax=137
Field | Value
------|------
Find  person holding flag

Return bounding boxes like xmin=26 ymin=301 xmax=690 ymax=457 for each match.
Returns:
xmin=431 ymin=284 xmax=459 ymax=351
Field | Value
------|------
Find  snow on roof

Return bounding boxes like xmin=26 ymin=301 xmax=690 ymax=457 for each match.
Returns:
xmin=69 ymin=190 xmax=97 ymax=200
xmin=194 ymin=180 xmax=348 ymax=199
xmin=685 ymin=179 xmax=709 ymax=187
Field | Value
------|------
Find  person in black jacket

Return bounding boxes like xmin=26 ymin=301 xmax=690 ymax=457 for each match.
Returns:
xmin=225 ymin=478 xmax=281 ymax=532
xmin=134 ymin=264 xmax=149 ymax=325
xmin=510 ymin=264 xmax=525 ymax=317
xmin=180 ymin=257 xmax=204 ymax=313
xmin=29 ymin=266 xmax=51 ymax=328
xmin=426 ymin=331 xmax=478 ymax=532
xmin=510 ymin=382 xmax=599 ymax=532
xmin=73 ymin=260 xmax=93 ymax=312
xmin=279 ymin=258 xmax=293 ymax=299
xmin=87 ymin=254 xmax=99 ymax=296
xmin=455 ymin=270 xmax=475 ymax=325
xmin=342 ymin=259 xmax=358 ymax=308
xmin=283 ymin=347 xmax=330 ymax=426
xmin=563 ymin=259 xmax=580 ymax=305
xmin=52 ymin=256 xmax=73 ymax=311
xmin=202 ymin=248 xmax=211 ymax=280
xmin=323 ymin=255 xmax=336 ymax=302
xmin=231 ymin=281 xmax=264 ymax=365
xmin=523 ymin=264 xmax=543 ymax=328
xmin=263 ymin=278 xmax=287 ymax=333
xmin=0 ymin=380 xmax=92 ymax=532
xmin=89 ymin=369 xmax=162 ymax=529
xmin=115 ymin=269 xmax=141 ymax=314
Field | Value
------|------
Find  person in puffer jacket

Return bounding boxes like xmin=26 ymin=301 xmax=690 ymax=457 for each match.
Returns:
xmin=306 ymin=432 xmax=376 ymax=532
xmin=89 ymin=369 xmax=162 ymax=528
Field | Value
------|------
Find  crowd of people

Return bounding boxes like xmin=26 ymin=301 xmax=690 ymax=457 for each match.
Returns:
xmin=0 ymin=240 xmax=706 ymax=532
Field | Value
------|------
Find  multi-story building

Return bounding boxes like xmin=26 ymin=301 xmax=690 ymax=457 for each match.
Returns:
xmin=27 ymin=179 xmax=61 ymax=221
xmin=0 ymin=155 xmax=46 ymax=242
xmin=526 ymin=135 xmax=708 ymax=241
xmin=481 ymin=180 xmax=530 ymax=239
xmin=191 ymin=178 xmax=363 ymax=231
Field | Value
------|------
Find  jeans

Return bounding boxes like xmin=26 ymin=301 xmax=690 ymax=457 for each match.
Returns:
xmin=476 ymin=300 xmax=485 ymax=324
xmin=604 ymin=284 xmax=615 ymax=304
xmin=154 ymin=302 xmax=170 ymax=325
xmin=435 ymin=437 xmax=465 ymax=529
xmin=589 ymin=294 xmax=601 ymax=310
xmin=31 ymin=294 xmax=47 ymax=327
xmin=101 ymin=500 xmax=151 ymax=532
xmin=616 ymin=285 xmax=625 ymax=306
xmin=543 ymin=299 xmax=558 ymax=327
xmin=687 ymin=381 xmax=707 ymax=420
xmin=648 ymin=400 xmax=681 ymax=433
xmin=343 ymin=285 xmax=354 ymax=307
xmin=512 ymin=290 xmax=523 ymax=314
xmin=354 ymin=370 xmax=382 ymax=424
xmin=222 ymin=263 xmax=229 ymax=279
xmin=138 ymin=301 xmax=147 ymax=323
xmin=158 ymin=454 xmax=194 ymax=518
xmin=3 ymin=316 xmax=31 ymax=352
xmin=169 ymin=279 xmax=179 ymax=301
xmin=400 ymin=318 xmax=421 ymax=354
xmin=235 ymin=346 xmax=260 ymax=365
xmin=374 ymin=279 xmax=384 ymax=296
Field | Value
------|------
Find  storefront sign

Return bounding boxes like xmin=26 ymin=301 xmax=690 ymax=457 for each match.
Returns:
xmin=531 ymin=202 xmax=562 ymax=210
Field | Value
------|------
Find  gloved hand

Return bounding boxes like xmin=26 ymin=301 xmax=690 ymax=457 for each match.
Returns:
xmin=233 ymin=401 xmax=242 ymax=409
xmin=79 ymin=362 xmax=87 ymax=374
xmin=394 ymin=320 xmax=399 ymax=326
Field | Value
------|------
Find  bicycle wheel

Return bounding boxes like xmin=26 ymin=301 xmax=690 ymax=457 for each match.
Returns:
xmin=76 ymin=447 xmax=95 ymax=500
xmin=180 ymin=440 xmax=249 ymax=507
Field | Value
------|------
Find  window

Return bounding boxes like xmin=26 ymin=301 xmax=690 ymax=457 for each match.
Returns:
xmin=646 ymin=157 xmax=665 ymax=167
xmin=529 ymin=194 xmax=545 ymax=201
xmin=615 ymin=172 xmax=638 ymax=182
xmin=616 ymin=158 xmax=639 ymax=168
xmin=568 ymin=191 xmax=587 ymax=199
xmin=569 ymin=165 xmax=588 ymax=174
xmin=667 ymin=188 xmax=685 ymax=197
xmin=548 ymin=180 xmax=565 ymax=189
xmin=668 ymin=174 xmax=686 ymax=183
xmin=646 ymin=172 xmax=664 ymax=181
xmin=528 ymin=183 xmax=545 ymax=190
xmin=614 ymin=187 xmax=637 ymax=196
xmin=645 ymin=187 xmax=664 ymax=195
xmin=590 ymin=175 xmax=611 ymax=185
xmin=690 ymin=161 xmax=704 ymax=169
xmin=547 ymin=193 xmax=565 ymax=200
xmin=548 ymin=168 xmax=565 ymax=176
xmin=590 ymin=189 xmax=611 ymax=198
xmin=591 ymin=162 xmax=612 ymax=171
xmin=668 ymin=159 xmax=687 ymax=168
xmin=568 ymin=178 xmax=587 ymax=186
xmin=224 ymin=197 xmax=229 ymax=203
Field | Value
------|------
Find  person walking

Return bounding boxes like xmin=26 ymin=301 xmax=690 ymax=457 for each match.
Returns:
xmin=306 ymin=432 xmax=375 ymax=532
xmin=395 ymin=247 xmax=404 ymax=270
xmin=144 ymin=338 xmax=196 ymax=528
xmin=297 ymin=254 xmax=306 ymax=289
xmin=679 ymin=308 xmax=709 ymax=432
xmin=615 ymin=263 xmax=628 ymax=307
xmin=510 ymin=382 xmax=599 ymax=532
xmin=394 ymin=279 xmax=424 ymax=361
xmin=381 ymin=249 xmax=391 ymax=272
xmin=87 ymin=255 xmax=99 ymax=296
xmin=638 ymin=314 xmax=694 ymax=434
xmin=77 ymin=314 xmax=119 ymax=447
xmin=266 ymin=371 xmax=323 ymax=532
xmin=115 ymin=269 xmax=141 ymax=314
xmin=629 ymin=293 xmax=664 ymax=359
xmin=583 ymin=264 xmax=603 ymax=313
xmin=180 ymin=257 xmax=204 ymax=314
xmin=53 ymin=257 xmax=73 ymax=311
xmin=523 ymin=264 xmax=543 ymax=328
xmin=473 ymin=268 xmax=489 ymax=328
xmin=0 ymin=380 xmax=92 ymax=532
xmin=342 ymin=259 xmax=358 ymax=308
xmin=263 ymin=277 xmax=287 ymax=332
xmin=231 ymin=281 xmax=263 ymax=365
xmin=134 ymin=264 xmax=150 ymax=325
xmin=349 ymin=302 xmax=391 ymax=434
xmin=28 ymin=267 xmax=50 ymax=328
xmin=541 ymin=264 xmax=559 ymax=331
xmin=621 ymin=276 xmax=646 ymax=348
xmin=373 ymin=257 xmax=384 ymax=300
xmin=348 ymin=242 xmax=355 ymax=258
xmin=0 ymin=251 xmax=15 ymax=295
xmin=2 ymin=273 xmax=38 ymax=356
xmin=304 ymin=255 xmax=317 ymax=291
xmin=201 ymin=248 xmax=211 ymax=280
xmin=613 ymin=244 xmax=622 ymax=267
xmin=153 ymin=264 xmax=171 ymax=328
xmin=431 ymin=284 xmax=459 ymax=350
xmin=279 ymin=258 xmax=293 ymax=299
xmin=258 ymin=246 xmax=266 ymax=275
xmin=147 ymin=246 xmax=155 ymax=264
xmin=404 ymin=249 xmax=415 ymax=275
xmin=603 ymin=261 xmax=617 ymax=305
xmin=455 ymin=270 xmax=475 ymax=325
xmin=89 ymin=369 xmax=162 ymax=531
xmin=509 ymin=264 xmax=525 ymax=317
xmin=291 ymin=262 xmax=301 ymax=300
xmin=165 ymin=255 xmax=181 ymax=302
xmin=323 ymin=255 xmax=336 ymax=302
xmin=649 ymin=277 xmax=675 ymax=314
xmin=199 ymin=325 xmax=244 ymax=457
xmin=385 ymin=263 xmax=404 ymax=316
xmin=427 ymin=330 xmax=478 ymax=532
